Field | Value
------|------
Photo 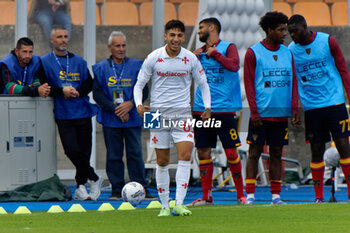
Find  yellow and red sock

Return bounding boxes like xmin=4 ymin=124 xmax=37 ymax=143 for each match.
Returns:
xmin=225 ymin=148 xmax=245 ymax=198
xmin=199 ymin=158 xmax=214 ymax=201
xmin=245 ymin=178 xmax=256 ymax=194
xmin=340 ymin=157 xmax=350 ymax=196
xmin=270 ymin=180 xmax=282 ymax=195
xmin=310 ymin=161 xmax=325 ymax=199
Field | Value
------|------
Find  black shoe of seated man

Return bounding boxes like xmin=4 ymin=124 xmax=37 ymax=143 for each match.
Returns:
xmin=109 ymin=192 xmax=122 ymax=200
xmin=144 ymin=189 xmax=158 ymax=200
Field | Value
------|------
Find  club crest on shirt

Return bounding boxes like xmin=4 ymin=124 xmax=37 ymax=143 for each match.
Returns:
xmin=253 ymin=134 xmax=258 ymax=141
xmin=273 ymin=55 xmax=278 ymax=61
xmin=305 ymin=48 xmax=311 ymax=55
xmin=182 ymin=57 xmax=189 ymax=64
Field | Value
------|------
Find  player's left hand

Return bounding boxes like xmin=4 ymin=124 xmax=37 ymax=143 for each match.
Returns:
xmin=206 ymin=45 xmax=217 ymax=57
xmin=201 ymin=108 xmax=211 ymax=122
xmin=115 ymin=101 xmax=134 ymax=118
xmin=291 ymin=113 xmax=301 ymax=127
xmin=193 ymin=48 xmax=203 ymax=56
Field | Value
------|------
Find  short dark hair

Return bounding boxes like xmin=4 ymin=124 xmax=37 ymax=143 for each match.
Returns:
xmin=16 ymin=37 xmax=34 ymax=50
xmin=165 ymin=20 xmax=185 ymax=33
xmin=199 ymin=17 xmax=221 ymax=33
xmin=259 ymin=11 xmax=288 ymax=34
xmin=288 ymin=14 xmax=307 ymax=26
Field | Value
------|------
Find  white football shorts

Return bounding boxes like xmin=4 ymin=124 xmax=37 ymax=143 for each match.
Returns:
xmin=149 ymin=117 xmax=194 ymax=149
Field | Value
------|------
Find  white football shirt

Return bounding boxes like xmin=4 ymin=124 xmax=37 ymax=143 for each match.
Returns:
xmin=136 ymin=46 xmax=208 ymax=109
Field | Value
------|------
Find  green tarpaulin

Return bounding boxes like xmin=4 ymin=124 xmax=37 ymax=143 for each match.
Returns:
xmin=0 ymin=174 xmax=71 ymax=202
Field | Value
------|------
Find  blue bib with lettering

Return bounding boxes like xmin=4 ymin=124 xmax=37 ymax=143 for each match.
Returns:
xmin=193 ymin=40 xmax=242 ymax=113
xmin=41 ymin=52 xmax=97 ymax=120
xmin=289 ymin=32 xmax=344 ymax=110
xmin=251 ymin=42 xmax=293 ymax=117
xmin=92 ymin=58 xmax=143 ymax=128
xmin=1 ymin=53 xmax=41 ymax=93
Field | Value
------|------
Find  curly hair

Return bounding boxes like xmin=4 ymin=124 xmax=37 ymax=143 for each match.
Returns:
xmin=259 ymin=11 xmax=288 ymax=34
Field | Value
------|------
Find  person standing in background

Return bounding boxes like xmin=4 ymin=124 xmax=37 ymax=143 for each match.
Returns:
xmin=288 ymin=14 xmax=350 ymax=203
xmin=244 ymin=12 xmax=300 ymax=205
xmin=93 ymin=31 xmax=155 ymax=200
xmin=39 ymin=26 xmax=102 ymax=201
xmin=188 ymin=17 xmax=246 ymax=206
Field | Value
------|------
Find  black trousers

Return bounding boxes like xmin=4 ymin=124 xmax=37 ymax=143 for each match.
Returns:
xmin=56 ymin=117 xmax=98 ymax=186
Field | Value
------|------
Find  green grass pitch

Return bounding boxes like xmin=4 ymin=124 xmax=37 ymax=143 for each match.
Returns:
xmin=1 ymin=204 xmax=349 ymax=233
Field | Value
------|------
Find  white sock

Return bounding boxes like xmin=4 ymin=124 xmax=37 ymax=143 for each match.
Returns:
xmin=175 ymin=160 xmax=191 ymax=205
xmin=247 ymin=194 xmax=255 ymax=199
xmin=272 ymin=194 xmax=280 ymax=200
xmin=156 ymin=164 xmax=170 ymax=209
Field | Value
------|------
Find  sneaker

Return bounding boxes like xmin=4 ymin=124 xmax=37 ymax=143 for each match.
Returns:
xmin=74 ymin=185 xmax=91 ymax=200
xmin=315 ymin=198 xmax=325 ymax=203
xmin=89 ymin=177 xmax=103 ymax=200
xmin=186 ymin=198 xmax=214 ymax=206
xmin=109 ymin=192 xmax=122 ymax=200
xmin=158 ymin=208 xmax=171 ymax=217
xmin=246 ymin=198 xmax=255 ymax=205
xmin=271 ymin=198 xmax=286 ymax=205
xmin=145 ymin=189 xmax=158 ymax=200
xmin=171 ymin=204 xmax=192 ymax=216
xmin=237 ymin=197 xmax=247 ymax=204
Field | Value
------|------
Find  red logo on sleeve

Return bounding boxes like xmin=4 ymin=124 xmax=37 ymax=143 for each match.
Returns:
xmin=199 ymin=68 xmax=204 ymax=75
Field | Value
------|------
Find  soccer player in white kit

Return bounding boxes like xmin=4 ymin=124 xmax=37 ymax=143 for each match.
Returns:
xmin=134 ymin=20 xmax=211 ymax=216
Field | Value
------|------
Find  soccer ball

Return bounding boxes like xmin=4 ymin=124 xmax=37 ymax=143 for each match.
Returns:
xmin=324 ymin=147 xmax=340 ymax=167
xmin=121 ymin=182 xmax=145 ymax=207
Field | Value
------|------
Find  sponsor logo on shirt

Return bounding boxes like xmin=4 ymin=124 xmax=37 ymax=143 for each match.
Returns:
xmin=59 ymin=71 xmax=80 ymax=82
xmin=156 ymin=70 xmax=188 ymax=77
xmin=296 ymin=59 xmax=329 ymax=82
xmin=264 ymin=80 xmax=290 ymax=88
xmin=107 ymin=77 xmax=132 ymax=87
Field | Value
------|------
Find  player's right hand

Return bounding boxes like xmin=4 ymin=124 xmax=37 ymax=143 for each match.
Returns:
xmin=291 ymin=113 xmax=301 ymax=128
xmin=252 ymin=117 xmax=263 ymax=128
xmin=136 ymin=105 xmax=150 ymax=118
xmin=201 ymin=108 xmax=211 ymax=122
